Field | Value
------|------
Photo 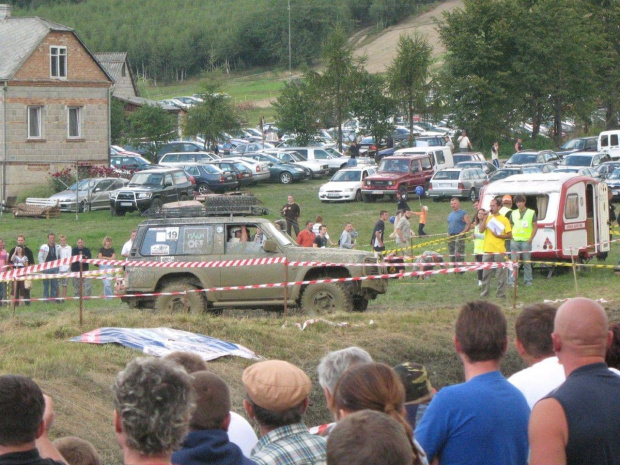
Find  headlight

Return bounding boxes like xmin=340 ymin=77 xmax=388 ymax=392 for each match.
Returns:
xmin=345 ymin=188 xmax=354 ymax=192
xmin=110 ymin=192 xmax=118 ymax=199
xmin=388 ymin=181 xmax=394 ymax=186
xmin=137 ymin=192 xmax=153 ymax=199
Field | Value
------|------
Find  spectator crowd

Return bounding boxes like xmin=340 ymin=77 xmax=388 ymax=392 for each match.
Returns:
xmin=2 ymin=297 xmax=619 ymax=465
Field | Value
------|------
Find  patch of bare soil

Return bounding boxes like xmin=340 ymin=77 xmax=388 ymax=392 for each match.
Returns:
xmin=352 ymin=0 xmax=464 ymax=73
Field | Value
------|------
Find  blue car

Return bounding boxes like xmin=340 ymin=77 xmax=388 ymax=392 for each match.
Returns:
xmin=182 ymin=164 xmax=238 ymax=194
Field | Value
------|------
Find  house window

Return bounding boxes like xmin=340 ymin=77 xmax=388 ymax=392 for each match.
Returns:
xmin=68 ymin=107 xmax=82 ymax=138
xmin=27 ymin=106 xmax=42 ymax=139
xmin=50 ymin=46 xmax=67 ymax=78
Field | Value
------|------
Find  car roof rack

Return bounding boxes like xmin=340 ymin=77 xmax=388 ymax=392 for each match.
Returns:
xmin=142 ymin=193 xmax=269 ymax=218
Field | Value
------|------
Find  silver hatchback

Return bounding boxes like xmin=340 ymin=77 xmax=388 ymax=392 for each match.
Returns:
xmin=428 ymin=168 xmax=487 ymax=201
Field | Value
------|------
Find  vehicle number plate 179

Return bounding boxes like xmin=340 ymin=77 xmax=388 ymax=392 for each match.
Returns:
xmin=372 ymin=190 xmax=383 ymax=195
xmin=120 ymin=202 xmax=132 ymax=206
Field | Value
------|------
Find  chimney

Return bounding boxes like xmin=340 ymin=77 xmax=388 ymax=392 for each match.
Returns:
xmin=0 ymin=4 xmax=12 ymax=20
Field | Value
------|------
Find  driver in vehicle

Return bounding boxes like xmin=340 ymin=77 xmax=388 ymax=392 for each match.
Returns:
xmin=228 ymin=226 xmax=249 ymax=243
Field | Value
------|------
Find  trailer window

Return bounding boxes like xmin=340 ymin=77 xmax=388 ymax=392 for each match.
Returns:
xmin=565 ymin=194 xmax=580 ymax=219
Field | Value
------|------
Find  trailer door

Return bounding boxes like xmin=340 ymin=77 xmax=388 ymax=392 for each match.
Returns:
xmin=597 ymin=182 xmax=610 ymax=252
xmin=561 ymin=183 xmax=587 ymax=256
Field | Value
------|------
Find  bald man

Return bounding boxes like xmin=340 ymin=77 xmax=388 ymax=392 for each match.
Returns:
xmin=529 ymin=298 xmax=620 ymax=465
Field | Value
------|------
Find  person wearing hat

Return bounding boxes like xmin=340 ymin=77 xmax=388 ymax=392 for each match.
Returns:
xmin=243 ymin=360 xmax=327 ymax=465
xmin=393 ymin=362 xmax=436 ymax=431
xmin=499 ymin=195 xmax=513 ymax=217
xmin=228 ymin=226 xmax=248 ymax=243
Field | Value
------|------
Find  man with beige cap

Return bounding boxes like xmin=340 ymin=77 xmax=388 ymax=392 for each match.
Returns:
xmin=243 ymin=360 xmax=327 ymax=465
xmin=529 ymin=298 xmax=620 ymax=465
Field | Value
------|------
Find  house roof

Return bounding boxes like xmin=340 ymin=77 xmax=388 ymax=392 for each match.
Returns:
xmin=0 ymin=15 xmax=113 ymax=82
xmin=93 ymin=52 xmax=139 ymax=96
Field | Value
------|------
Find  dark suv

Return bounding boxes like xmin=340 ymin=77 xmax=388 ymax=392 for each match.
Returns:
xmin=109 ymin=167 xmax=193 ymax=215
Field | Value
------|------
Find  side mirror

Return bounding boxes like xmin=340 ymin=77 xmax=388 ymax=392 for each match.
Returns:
xmin=165 ymin=182 xmax=173 ymax=188
xmin=263 ymin=240 xmax=277 ymax=253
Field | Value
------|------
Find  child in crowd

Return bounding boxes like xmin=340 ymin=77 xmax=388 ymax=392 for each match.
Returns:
xmin=413 ymin=206 xmax=428 ymax=236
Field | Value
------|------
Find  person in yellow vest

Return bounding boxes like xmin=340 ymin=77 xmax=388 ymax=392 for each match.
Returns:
xmin=509 ymin=194 xmax=538 ymax=286
xmin=479 ymin=198 xmax=512 ymax=299
xmin=499 ymin=195 xmax=513 ymax=216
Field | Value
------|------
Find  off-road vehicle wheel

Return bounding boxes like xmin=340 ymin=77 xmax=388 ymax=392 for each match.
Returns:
xmin=155 ymin=282 xmax=206 ymax=313
xmin=110 ymin=205 xmax=125 ymax=216
xmin=355 ymin=189 xmax=363 ymax=202
xmin=79 ymin=201 xmax=91 ymax=213
xmin=301 ymin=283 xmax=353 ymax=314
xmin=198 ymin=183 xmax=211 ymax=194
xmin=352 ymin=296 xmax=369 ymax=311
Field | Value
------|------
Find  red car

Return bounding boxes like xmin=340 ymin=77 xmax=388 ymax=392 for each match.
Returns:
xmin=361 ymin=155 xmax=435 ymax=202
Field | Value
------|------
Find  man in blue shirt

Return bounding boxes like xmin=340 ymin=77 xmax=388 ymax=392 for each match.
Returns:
xmin=415 ymin=301 xmax=530 ymax=465
xmin=446 ymin=198 xmax=471 ymax=263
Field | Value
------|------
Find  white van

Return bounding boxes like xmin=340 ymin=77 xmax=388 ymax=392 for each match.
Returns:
xmin=393 ymin=146 xmax=454 ymax=173
xmin=598 ymin=130 xmax=620 ymax=160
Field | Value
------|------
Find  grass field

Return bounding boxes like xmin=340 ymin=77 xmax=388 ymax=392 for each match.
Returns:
xmin=1 ymin=178 xmax=619 ymax=465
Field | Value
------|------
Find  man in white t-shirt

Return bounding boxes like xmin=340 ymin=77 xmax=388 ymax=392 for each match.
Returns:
xmin=121 ymin=230 xmax=137 ymax=259
xmin=508 ymin=303 xmax=565 ymax=409
xmin=457 ymin=131 xmax=473 ymax=152
xmin=58 ymin=235 xmax=73 ymax=300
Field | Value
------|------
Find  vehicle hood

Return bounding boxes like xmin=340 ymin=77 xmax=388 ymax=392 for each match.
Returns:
xmin=366 ymin=172 xmax=406 ymax=181
xmin=120 ymin=185 xmax=163 ymax=193
xmin=320 ymin=181 xmax=360 ymax=191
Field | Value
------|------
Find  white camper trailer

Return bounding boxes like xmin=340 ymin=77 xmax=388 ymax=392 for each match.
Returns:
xmin=480 ymin=173 xmax=610 ymax=261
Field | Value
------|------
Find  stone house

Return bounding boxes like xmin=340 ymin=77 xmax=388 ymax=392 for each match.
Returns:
xmin=0 ymin=4 xmax=113 ymax=198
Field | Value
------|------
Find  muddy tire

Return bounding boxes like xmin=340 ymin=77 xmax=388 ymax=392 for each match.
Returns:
xmin=352 ymin=296 xmax=369 ymax=312
xmin=355 ymin=189 xmax=363 ymax=202
xmin=155 ymin=282 xmax=206 ymax=313
xmin=151 ymin=198 xmax=163 ymax=213
xmin=301 ymin=283 xmax=353 ymax=314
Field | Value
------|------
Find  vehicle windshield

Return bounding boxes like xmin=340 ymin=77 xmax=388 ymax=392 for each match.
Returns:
xmin=561 ymin=155 xmax=592 ymax=167
xmin=202 ymin=164 xmax=222 ymax=174
xmin=560 ymin=139 xmax=583 ymax=150
xmin=324 ymin=148 xmax=343 ymax=158
xmin=455 ymin=162 xmax=478 ymax=169
xmin=134 ymin=156 xmax=151 ymax=166
xmin=260 ymin=154 xmax=281 ymax=164
xmin=130 ymin=172 xmax=164 ymax=186
xmin=68 ymin=179 xmax=96 ymax=191
xmin=490 ymin=170 xmax=519 ymax=181
xmin=433 ymin=171 xmax=460 ymax=180
xmin=508 ymin=153 xmax=538 ymax=164
xmin=284 ymin=151 xmax=304 ymax=162
xmin=607 ymin=170 xmax=620 ymax=180
xmin=331 ymin=170 xmax=361 ymax=182
xmin=264 ymin=222 xmax=293 ymax=246
xmin=378 ymin=159 xmax=409 ymax=172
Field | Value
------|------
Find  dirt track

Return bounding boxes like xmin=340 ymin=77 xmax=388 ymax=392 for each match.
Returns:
xmin=353 ymin=0 xmax=463 ymax=73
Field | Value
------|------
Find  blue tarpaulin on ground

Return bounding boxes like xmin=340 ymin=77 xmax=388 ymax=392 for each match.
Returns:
xmin=69 ymin=327 xmax=260 ymax=361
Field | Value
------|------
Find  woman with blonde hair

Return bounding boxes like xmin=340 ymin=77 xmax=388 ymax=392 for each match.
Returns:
xmin=98 ymin=236 xmax=116 ymax=297
xmin=332 ymin=362 xmax=426 ymax=465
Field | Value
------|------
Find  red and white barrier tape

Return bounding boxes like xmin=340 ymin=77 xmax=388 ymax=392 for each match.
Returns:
xmin=0 ymin=255 xmax=80 ymax=280
xmin=1 ymin=262 xmax=511 ymax=304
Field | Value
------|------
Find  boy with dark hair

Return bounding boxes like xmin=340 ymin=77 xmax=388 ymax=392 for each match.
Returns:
xmin=508 ymin=303 xmax=565 ymax=409
xmin=0 ymin=375 xmax=65 ymax=465
xmin=172 ymin=372 xmax=255 ymax=465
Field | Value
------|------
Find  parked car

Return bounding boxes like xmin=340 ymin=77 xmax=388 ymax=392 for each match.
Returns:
xmin=557 ymin=151 xmax=610 ymax=168
xmin=208 ymin=161 xmax=254 ymax=187
xmin=170 ymin=96 xmax=201 ymax=110
xmin=156 ymin=141 xmax=213 ymax=160
xmin=391 ymin=126 xmax=411 ymax=141
xmin=557 ymin=136 xmax=598 ymax=158
xmin=243 ymin=153 xmax=307 ymax=184
xmin=504 ymin=150 xmax=560 ymax=167
xmin=110 ymin=155 xmax=154 ymax=173
xmin=605 ymin=169 xmax=620 ymax=201
xmin=375 ymin=140 xmax=413 ymax=162
xmin=319 ymin=166 xmax=377 ymax=202
xmin=220 ymin=157 xmax=271 ymax=183
xmin=452 ymin=152 xmax=486 ymax=164
xmin=159 ymin=152 xmax=218 ymax=166
xmin=428 ymin=168 xmax=487 ymax=201
xmin=47 ymin=177 xmax=128 ymax=212
xmin=487 ymin=166 xmax=547 ymax=183
xmin=598 ymin=129 xmax=620 ymax=160
xmin=264 ymin=149 xmax=330 ymax=178
xmin=361 ymin=155 xmax=435 ymax=202
xmin=358 ymin=136 xmax=383 ymax=156
xmin=182 ymin=164 xmax=238 ymax=194
xmin=232 ymin=142 xmax=274 ymax=155
xmin=109 ymin=168 xmax=193 ymax=215
xmin=415 ymin=136 xmax=444 ymax=147
xmin=455 ymin=161 xmax=497 ymax=175
xmin=553 ymin=166 xmax=600 ymax=180
xmin=595 ymin=161 xmax=620 ymax=180
xmin=283 ymin=147 xmax=349 ymax=173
